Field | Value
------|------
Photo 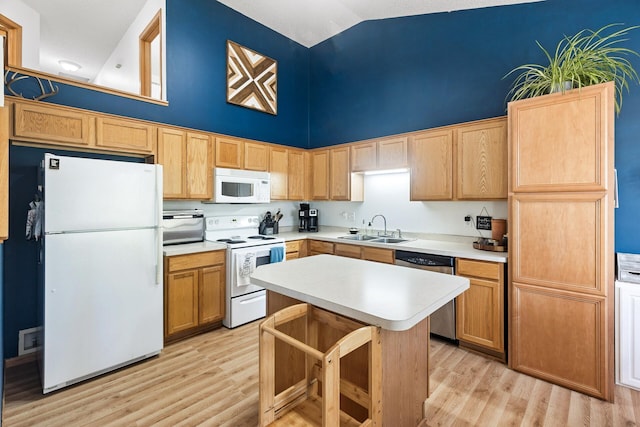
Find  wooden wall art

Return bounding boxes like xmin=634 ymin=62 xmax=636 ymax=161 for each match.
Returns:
xmin=226 ymin=40 xmax=277 ymax=115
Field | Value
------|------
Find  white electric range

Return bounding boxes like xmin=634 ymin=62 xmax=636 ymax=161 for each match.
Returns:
xmin=205 ymin=216 xmax=286 ymax=328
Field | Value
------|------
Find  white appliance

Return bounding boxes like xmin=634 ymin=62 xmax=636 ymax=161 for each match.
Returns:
xmin=210 ymin=167 xmax=270 ymax=203
xmin=39 ymin=154 xmax=163 ymax=394
xmin=616 ymin=280 xmax=640 ymax=390
xmin=204 ymin=216 xmax=285 ymax=328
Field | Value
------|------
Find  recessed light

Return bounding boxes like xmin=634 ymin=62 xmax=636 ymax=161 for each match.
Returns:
xmin=58 ymin=60 xmax=81 ymax=72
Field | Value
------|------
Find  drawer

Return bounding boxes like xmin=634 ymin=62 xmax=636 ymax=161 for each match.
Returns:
xmin=456 ymin=258 xmax=501 ymax=280
xmin=285 ymin=240 xmax=302 ymax=254
xmin=308 ymin=240 xmax=334 ymax=254
xmin=167 ymin=250 xmax=225 ymax=272
xmin=334 ymin=243 xmax=362 ymax=259
xmin=362 ymin=247 xmax=394 ymax=264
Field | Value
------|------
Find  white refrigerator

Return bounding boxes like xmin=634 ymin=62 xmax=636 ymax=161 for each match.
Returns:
xmin=40 ymin=153 xmax=163 ymax=394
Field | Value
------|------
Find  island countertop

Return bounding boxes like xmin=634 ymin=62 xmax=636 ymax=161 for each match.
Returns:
xmin=250 ymin=254 xmax=470 ymax=331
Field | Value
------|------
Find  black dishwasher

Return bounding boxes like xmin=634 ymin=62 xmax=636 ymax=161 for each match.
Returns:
xmin=394 ymin=250 xmax=457 ymax=341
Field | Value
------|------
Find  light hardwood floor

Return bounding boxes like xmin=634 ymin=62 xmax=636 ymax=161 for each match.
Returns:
xmin=3 ymin=321 xmax=639 ymax=426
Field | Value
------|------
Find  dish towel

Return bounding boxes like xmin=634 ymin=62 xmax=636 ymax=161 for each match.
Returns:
xmin=236 ymin=252 xmax=256 ymax=287
xmin=270 ymin=246 xmax=285 ymax=263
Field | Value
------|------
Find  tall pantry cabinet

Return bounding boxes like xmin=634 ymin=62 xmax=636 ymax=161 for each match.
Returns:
xmin=508 ymin=82 xmax=615 ymax=401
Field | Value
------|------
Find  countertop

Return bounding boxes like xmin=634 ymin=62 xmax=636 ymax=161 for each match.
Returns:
xmin=162 ymin=241 xmax=227 ymax=256
xmin=161 ymin=228 xmax=507 ymax=263
xmin=251 ymin=254 xmax=470 ymax=331
xmin=278 ymin=229 xmax=508 ymax=263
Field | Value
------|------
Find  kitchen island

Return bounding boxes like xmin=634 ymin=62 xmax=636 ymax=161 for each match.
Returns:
xmin=251 ymin=254 xmax=470 ymax=426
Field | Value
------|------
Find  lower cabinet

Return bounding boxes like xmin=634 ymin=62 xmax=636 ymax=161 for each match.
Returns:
xmin=315 ymin=240 xmax=394 ymax=264
xmin=308 ymin=239 xmax=334 ymax=256
xmin=455 ymin=258 xmax=505 ymax=361
xmin=285 ymin=240 xmax=307 ymax=259
xmin=164 ymin=250 xmax=225 ymax=342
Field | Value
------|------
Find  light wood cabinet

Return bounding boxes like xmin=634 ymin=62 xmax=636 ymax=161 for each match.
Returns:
xmin=330 ymin=146 xmax=363 ymax=201
xmin=214 ymin=137 xmax=269 ymax=171
xmin=334 ymin=242 xmax=362 ymax=259
xmin=456 ymin=119 xmax=507 ymax=199
xmin=508 ymin=82 xmax=615 ymax=401
xmin=12 ymin=100 xmax=94 ymax=147
xmin=378 ymin=136 xmax=408 ymax=170
xmin=410 ymin=129 xmax=453 ymax=200
xmin=158 ymin=128 xmax=212 ymax=199
xmin=456 ymin=258 xmax=505 ymax=360
xmin=351 ymin=142 xmax=377 ymax=171
xmin=287 ymin=149 xmax=307 ymax=201
xmin=308 ymin=240 xmax=334 ymax=256
xmin=185 ymin=132 xmax=213 ymax=199
xmin=269 ymin=146 xmax=288 ymax=200
xmin=310 ymin=149 xmax=330 ymax=200
xmin=164 ymin=250 xmax=225 ymax=342
xmin=285 ymin=240 xmax=307 ymax=259
xmin=361 ymin=247 xmax=394 ymax=264
xmin=244 ymin=141 xmax=269 ymax=171
xmin=10 ymin=98 xmax=157 ymax=157
xmin=410 ymin=118 xmax=507 ymax=201
xmin=215 ymin=136 xmax=244 ymax=169
xmin=351 ymin=136 xmax=408 ymax=172
xmin=0 ymin=107 xmax=8 ymax=241
xmin=95 ymin=117 xmax=156 ymax=155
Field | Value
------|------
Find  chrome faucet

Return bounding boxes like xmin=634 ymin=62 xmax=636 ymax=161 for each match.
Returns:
xmin=370 ymin=214 xmax=389 ymax=237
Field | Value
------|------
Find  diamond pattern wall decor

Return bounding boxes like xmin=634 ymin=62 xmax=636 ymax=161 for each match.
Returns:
xmin=226 ymin=40 xmax=277 ymax=115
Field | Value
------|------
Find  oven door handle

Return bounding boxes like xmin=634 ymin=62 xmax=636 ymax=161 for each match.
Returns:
xmin=239 ymin=294 xmax=266 ymax=304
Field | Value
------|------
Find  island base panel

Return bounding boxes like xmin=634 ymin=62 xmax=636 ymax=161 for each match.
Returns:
xmin=266 ymin=290 xmax=430 ymax=426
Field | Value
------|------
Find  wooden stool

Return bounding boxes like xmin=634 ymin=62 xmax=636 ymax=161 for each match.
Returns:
xmin=259 ymin=303 xmax=381 ymax=426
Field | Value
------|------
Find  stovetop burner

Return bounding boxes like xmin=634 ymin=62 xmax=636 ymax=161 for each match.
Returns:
xmin=248 ymin=235 xmax=276 ymax=240
xmin=216 ymin=238 xmax=247 ymax=244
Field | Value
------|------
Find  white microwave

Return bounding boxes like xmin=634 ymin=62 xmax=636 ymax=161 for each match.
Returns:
xmin=210 ymin=167 xmax=271 ymax=203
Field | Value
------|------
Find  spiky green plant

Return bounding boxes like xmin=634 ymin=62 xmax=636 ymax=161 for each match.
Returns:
xmin=504 ymin=23 xmax=640 ymax=113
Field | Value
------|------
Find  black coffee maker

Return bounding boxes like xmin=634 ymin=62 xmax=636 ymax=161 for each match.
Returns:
xmin=298 ymin=203 xmax=319 ymax=232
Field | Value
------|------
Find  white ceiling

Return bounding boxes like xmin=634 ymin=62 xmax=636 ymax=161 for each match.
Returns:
xmin=217 ymin=0 xmax=544 ymax=48
xmin=21 ymin=0 xmax=149 ymax=80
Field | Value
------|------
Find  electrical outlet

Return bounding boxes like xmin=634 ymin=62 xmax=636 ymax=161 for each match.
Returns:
xmin=464 ymin=215 xmax=473 ymax=228
xmin=347 ymin=212 xmax=355 ymax=222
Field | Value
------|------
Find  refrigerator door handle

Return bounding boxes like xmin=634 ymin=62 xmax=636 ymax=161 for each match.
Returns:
xmin=156 ymin=165 xmax=164 ymax=285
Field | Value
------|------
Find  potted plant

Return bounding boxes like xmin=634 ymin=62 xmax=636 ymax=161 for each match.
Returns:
xmin=504 ymin=23 xmax=640 ymax=113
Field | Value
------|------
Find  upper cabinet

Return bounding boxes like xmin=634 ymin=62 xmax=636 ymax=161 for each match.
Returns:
xmin=330 ymin=146 xmax=363 ymax=201
xmin=310 ymin=149 xmax=330 ymax=200
xmin=410 ymin=117 xmax=507 ymax=201
xmin=269 ymin=146 xmax=308 ymax=201
xmin=410 ymin=129 xmax=454 ymax=200
xmin=244 ymin=142 xmax=269 ymax=171
xmin=158 ymin=127 xmax=212 ymax=200
xmin=310 ymin=147 xmax=362 ymax=201
xmin=215 ymin=137 xmax=244 ymax=169
xmin=287 ymin=149 xmax=308 ymax=201
xmin=9 ymin=98 xmax=156 ymax=157
xmin=269 ymin=146 xmax=288 ymax=200
xmin=456 ymin=119 xmax=507 ymax=199
xmin=510 ymin=88 xmax=610 ymax=193
xmin=351 ymin=136 xmax=408 ymax=172
xmin=95 ymin=117 xmax=156 ymax=155
xmin=214 ymin=137 xmax=269 ymax=171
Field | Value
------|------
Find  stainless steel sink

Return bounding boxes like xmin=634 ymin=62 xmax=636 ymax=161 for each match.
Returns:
xmin=370 ymin=237 xmax=410 ymax=244
xmin=338 ymin=235 xmax=378 ymax=241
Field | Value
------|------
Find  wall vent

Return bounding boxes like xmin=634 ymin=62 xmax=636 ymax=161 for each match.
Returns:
xmin=18 ymin=327 xmax=42 ymax=356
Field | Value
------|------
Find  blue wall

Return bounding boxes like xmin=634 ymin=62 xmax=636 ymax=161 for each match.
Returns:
xmin=308 ymin=0 xmax=640 ymax=253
